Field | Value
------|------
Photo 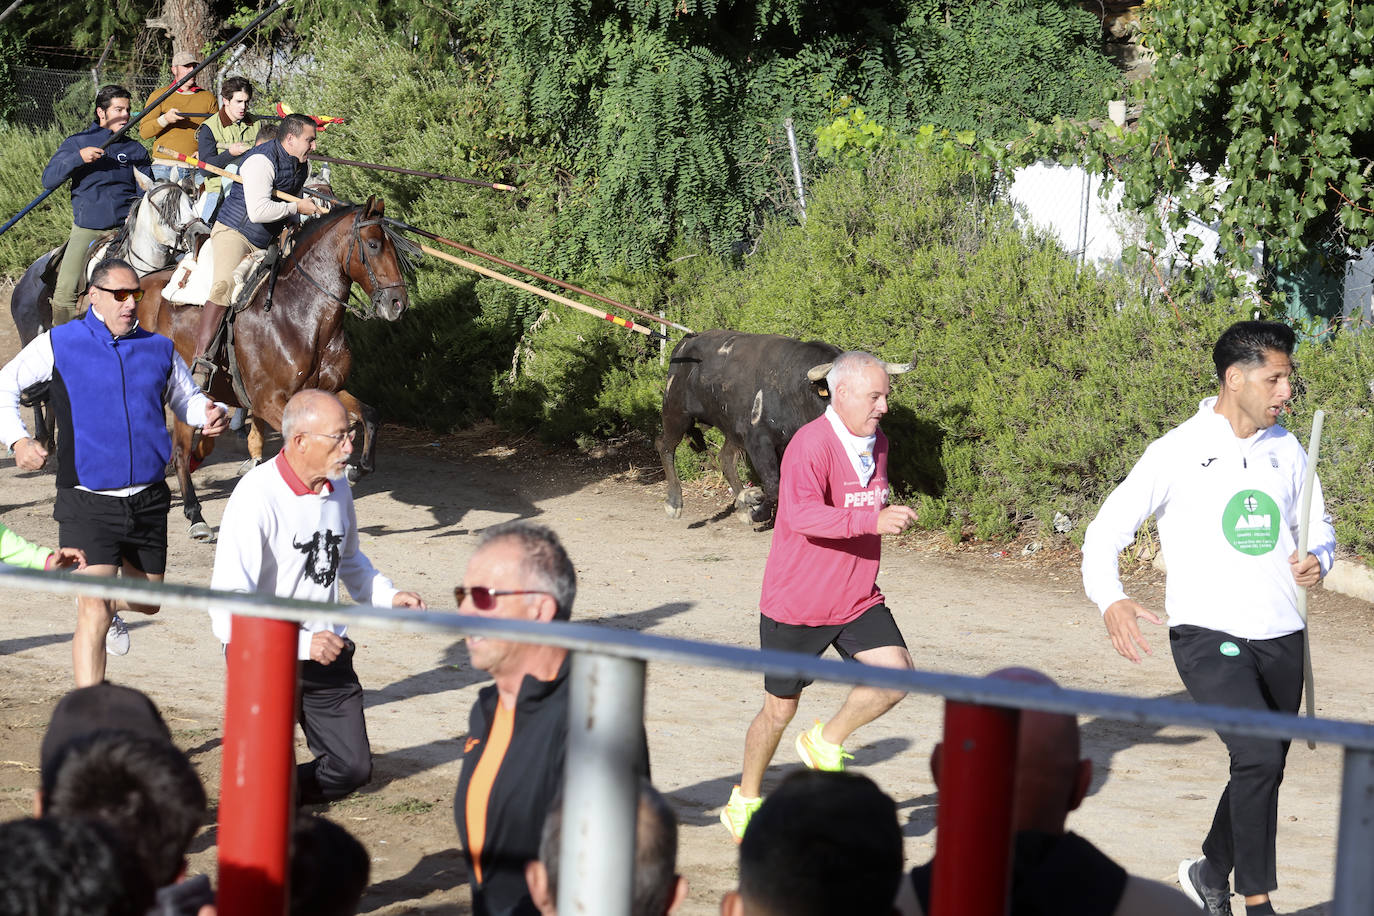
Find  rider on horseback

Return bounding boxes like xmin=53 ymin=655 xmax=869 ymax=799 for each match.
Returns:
xmin=190 ymin=112 xmax=323 ymax=390
xmin=41 ymin=85 xmax=152 ymax=327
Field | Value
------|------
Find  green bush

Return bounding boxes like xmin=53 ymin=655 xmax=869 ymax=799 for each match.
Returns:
xmin=0 ymin=122 xmax=80 ymax=276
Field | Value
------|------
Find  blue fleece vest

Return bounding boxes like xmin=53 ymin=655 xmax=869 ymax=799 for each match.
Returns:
xmin=215 ymin=139 xmax=307 ymax=248
xmin=50 ymin=310 xmax=175 ymax=491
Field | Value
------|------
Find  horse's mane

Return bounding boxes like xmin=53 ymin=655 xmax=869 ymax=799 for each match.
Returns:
xmin=108 ymin=180 xmax=190 ymax=258
xmin=290 ymin=202 xmax=420 ymax=277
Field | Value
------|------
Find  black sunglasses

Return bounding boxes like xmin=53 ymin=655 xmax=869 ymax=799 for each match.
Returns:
xmin=453 ymin=586 xmax=551 ymax=611
xmin=95 ymin=285 xmax=145 ymax=302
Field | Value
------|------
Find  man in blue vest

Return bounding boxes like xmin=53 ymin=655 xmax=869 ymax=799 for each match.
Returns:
xmin=41 ymin=85 xmax=153 ymax=327
xmin=0 ymin=258 xmax=229 ymax=686
xmin=189 ymin=112 xmax=322 ymax=389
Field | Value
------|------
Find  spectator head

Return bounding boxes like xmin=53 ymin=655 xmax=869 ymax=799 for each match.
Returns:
xmin=722 ymin=770 xmax=902 ymax=916
xmin=93 ymin=85 xmax=132 ymax=131
xmin=929 ymin=667 xmax=1091 ymax=835
xmin=87 ymin=258 xmax=140 ymax=297
xmin=39 ymin=682 xmax=171 ymax=801
xmin=43 ymin=732 xmax=207 ymax=888
xmin=256 ymin=121 xmax=278 ymax=144
xmin=280 ymin=389 xmax=353 ymax=485
xmin=290 ymin=814 xmax=369 ymax=916
xmin=525 ymin=780 xmax=688 ymax=916
xmin=0 ymin=816 xmax=155 ymax=916
xmin=459 ymin=522 xmax=576 ymax=684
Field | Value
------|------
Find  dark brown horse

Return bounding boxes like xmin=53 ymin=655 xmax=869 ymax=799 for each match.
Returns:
xmin=136 ymin=196 xmax=412 ymax=539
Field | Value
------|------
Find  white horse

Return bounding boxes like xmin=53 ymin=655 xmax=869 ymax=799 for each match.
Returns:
xmin=11 ymin=172 xmax=209 ymax=346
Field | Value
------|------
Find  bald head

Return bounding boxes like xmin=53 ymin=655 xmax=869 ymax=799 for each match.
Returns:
xmin=281 ymin=389 xmax=344 ymax=441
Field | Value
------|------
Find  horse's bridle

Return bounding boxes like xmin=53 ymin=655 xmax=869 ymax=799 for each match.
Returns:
xmin=288 ymin=209 xmax=404 ymax=319
xmin=124 ymin=182 xmax=207 ymax=273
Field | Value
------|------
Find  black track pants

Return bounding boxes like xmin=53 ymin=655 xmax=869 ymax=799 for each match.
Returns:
xmin=296 ymin=639 xmax=372 ymax=804
xmin=1170 ymin=624 xmax=1304 ymax=896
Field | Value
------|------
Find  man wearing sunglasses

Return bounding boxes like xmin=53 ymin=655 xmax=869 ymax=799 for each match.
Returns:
xmin=210 ymin=389 xmax=425 ymax=804
xmin=453 ymin=521 xmax=649 ymax=916
xmin=0 ymin=258 xmax=229 ymax=687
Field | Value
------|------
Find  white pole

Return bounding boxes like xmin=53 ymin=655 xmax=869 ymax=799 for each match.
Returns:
xmin=785 ymin=117 xmax=807 ymax=221
xmin=1296 ymin=408 xmax=1324 ymax=749
xmin=557 ymin=652 xmax=644 ymax=916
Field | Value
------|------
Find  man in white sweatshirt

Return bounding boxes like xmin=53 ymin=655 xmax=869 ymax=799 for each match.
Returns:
xmin=211 ymin=389 xmax=425 ymax=803
xmin=1081 ymin=320 xmax=1334 ymax=916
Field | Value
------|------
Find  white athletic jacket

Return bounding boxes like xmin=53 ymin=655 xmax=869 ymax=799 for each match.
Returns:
xmin=1082 ymin=398 xmax=1335 ymax=640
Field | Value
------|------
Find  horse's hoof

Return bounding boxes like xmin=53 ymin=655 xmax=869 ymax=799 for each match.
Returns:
xmin=188 ymin=521 xmax=215 ymax=542
xmin=664 ymin=503 xmax=682 ymax=519
xmin=735 ymin=486 xmax=765 ymax=509
xmin=236 ymin=457 xmax=261 ymax=476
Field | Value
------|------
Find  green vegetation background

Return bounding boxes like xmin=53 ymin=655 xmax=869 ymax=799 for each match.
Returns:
xmin=1 ymin=2 xmax=1369 ymax=556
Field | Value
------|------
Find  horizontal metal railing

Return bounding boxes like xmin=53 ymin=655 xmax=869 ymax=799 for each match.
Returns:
xmin=4 ymin=563 xmax=1372 ymax=914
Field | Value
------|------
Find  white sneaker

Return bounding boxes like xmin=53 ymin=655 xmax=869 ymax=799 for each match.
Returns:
xmin=105 ymin=614 xmax=131 ymax=656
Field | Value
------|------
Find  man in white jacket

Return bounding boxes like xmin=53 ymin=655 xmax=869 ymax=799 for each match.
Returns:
xmin=211 ymin=389 xmax=425 ymax=803
xmin=1081 ymin=320 xmax=1334 ymax=916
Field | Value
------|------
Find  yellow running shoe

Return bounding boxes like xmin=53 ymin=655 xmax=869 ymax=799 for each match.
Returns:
xmin=720 ymin=785 xmax=763 ymax=843
xmin=795 ymin=720 xmax=853 ymax=772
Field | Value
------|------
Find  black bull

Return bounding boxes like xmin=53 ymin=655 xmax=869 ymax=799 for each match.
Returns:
xmin=657 ymin=330 xmax=913 ymax=524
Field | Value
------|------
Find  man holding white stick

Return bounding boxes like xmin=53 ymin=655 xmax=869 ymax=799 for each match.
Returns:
xmin=1081 ymin=320 xmax=1334 ymax=916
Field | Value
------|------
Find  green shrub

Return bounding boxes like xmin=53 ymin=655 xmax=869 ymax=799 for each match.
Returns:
xmin=0 ymin=122 xmax=79 ymax=276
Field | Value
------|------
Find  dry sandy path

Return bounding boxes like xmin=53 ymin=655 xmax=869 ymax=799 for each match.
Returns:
xmin=0 ymin=303 xmax=1369 ymax=914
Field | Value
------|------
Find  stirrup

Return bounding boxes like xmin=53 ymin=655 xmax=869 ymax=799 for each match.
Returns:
xmin=191 ymin=355 xmax=217 ymax=390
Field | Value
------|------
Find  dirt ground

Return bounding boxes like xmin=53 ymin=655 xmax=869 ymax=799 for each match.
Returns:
xmin=0 ymin=298 xmax=1370 ymax=915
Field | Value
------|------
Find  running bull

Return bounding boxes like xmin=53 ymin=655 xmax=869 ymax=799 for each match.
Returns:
xmin=657 ymin=329 xmax=914 ymax=524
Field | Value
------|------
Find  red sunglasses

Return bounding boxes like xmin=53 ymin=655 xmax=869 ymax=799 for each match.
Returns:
xmin=453 ymin=586 xmax=551 ymax=610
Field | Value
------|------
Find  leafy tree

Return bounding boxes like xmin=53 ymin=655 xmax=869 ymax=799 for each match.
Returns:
xmin=1096 ymin=2 xmax=1374 ymax=294
xmin=451 ymin=0 xmax=1120 ymax=270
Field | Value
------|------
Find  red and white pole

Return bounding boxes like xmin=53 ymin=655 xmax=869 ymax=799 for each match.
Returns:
xmin=217 ymin=615 xmax=299 ymax=916
xmin=929 ymin=699 xmax=1020 ymax=916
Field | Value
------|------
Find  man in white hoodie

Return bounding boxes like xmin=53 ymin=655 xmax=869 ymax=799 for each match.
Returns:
xmin=1081 ymin=320 xmax=1334 ymax=916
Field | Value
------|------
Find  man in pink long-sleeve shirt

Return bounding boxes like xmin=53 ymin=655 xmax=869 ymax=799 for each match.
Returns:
xmin=720 ymin=351 xmax=918 ymax=842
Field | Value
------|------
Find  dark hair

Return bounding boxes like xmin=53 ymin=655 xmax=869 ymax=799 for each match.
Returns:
xmin=89 ymin=257 xmax=138 ymax=290
xmin=45 ymin=733 xmax=207 ymax=887
xmin=738 ymin=771 xmax=902 ymax=916
xmin=256 ymin=121 xmax=278 ymax=143
xmin=538 ymin=780 xmax=679 ymax=916
xmin=291 ymin=815 xmax=369 ymax=916
xmin=220 ymin=76 xmax=254 ymax=101
xmin=40 ymin=683 xmax=172 ymax=798
xmin=279 ymin=112 xmax=316 ymax=141
xmin=0 ymin=816 xmax=154 ymax=916
xmin=1212 ymin=320 xmax=1296 ymax=382
xmin=477 ymin=521 xmax=577 ymax=620
xmin=94 ymin=84 xmax=130 ymax=117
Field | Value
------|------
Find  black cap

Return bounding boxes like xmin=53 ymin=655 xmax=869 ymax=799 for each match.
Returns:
xmin=39 ymin=683 xmax=172 ymax=796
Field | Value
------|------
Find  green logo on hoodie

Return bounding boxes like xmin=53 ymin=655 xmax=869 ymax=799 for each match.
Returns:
xmin=1221 ymin=490 xmax=1281 ymax=556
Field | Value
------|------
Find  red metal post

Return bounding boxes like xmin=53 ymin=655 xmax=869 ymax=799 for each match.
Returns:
xmin=929 ymin=700 xmax=1020 ymax=916
xmin=217 ymin=615 xmax=299 ymax=916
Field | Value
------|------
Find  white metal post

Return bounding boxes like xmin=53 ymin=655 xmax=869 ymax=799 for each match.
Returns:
xmin=557 ymin=652 xmax=645 ymax=916
xmin=1332 ymin=747 xmax=1374 ymax=912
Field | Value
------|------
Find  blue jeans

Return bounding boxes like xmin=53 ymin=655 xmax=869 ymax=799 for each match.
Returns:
xmin=151 ymin=164 xmax=192 ymax=182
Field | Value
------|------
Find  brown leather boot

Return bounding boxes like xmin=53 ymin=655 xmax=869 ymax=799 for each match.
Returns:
xmin=190 ymin=301 xmax=227 ymax=390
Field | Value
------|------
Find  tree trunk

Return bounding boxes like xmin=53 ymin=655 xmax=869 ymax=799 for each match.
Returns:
xmin=146 ymin=0 xmax=217 ymax=82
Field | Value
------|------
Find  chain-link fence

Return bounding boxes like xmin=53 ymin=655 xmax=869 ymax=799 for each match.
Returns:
xmin=7 ymin=65 xmax=162 ymax=130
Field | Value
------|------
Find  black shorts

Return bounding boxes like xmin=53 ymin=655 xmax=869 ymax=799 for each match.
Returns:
xmin=54 ymin=482 xmax=171 ymax=574
xmin=759 ymin=603 xmax=907 ymax=697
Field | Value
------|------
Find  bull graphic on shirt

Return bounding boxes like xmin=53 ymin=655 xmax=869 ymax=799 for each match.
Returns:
xmin=293 ymin=530 xmax=344 ymax=587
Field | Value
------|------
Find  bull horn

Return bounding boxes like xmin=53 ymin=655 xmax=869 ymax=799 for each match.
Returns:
xmin=884 ymin=359 xmax=915 ymax=376
xmin=806 ymin=362 xmax=834 ymax=382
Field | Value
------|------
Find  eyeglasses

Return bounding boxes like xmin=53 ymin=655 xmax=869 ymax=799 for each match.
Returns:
xmin=453 ymin=586 xmax=551 ymax=611
xmin=302 ymin=430 xmax=352 ymax=446
xmin=95 ymin=285 xmax=144 ymax=302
